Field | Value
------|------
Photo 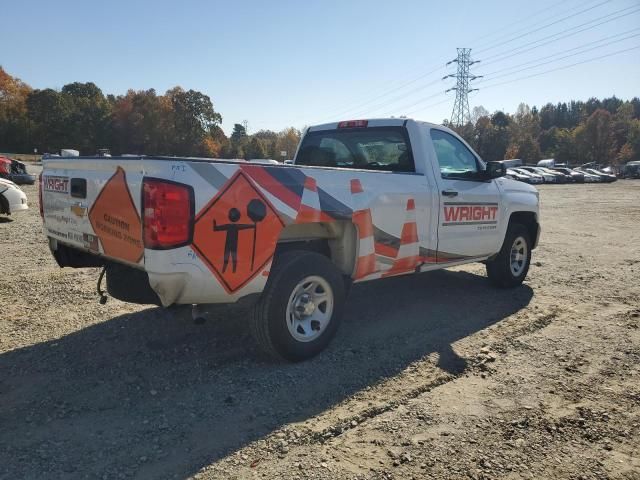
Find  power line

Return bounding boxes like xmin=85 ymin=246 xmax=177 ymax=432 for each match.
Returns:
xmin=480 ymin=44 xmax=640 ymax=90
xmin=347 ymin=77 xmax=444 ymax=118
xmin=373 ymin=16 xmax=635 ymax=119
xmin=318 ymin=65 xmax=445 ymax=122
xmin=313 ymin=64 xmax=446 ymax=123
xmin=479 ymin=4 xmax=640 ymax=67
xmin=479 ymin=27 xmax=640 ymax=77
xmin=395 ymin=42 xmax=639 ymax=120
xmin=476 ymin=30 xmax=640 ymax=83
xmin=471 ymin=0 xmax=582 ymax=48
xmin=402 ymin=97 xmax=452 ymax=118
xmin=311 ymin=2 xmax=601 ymax=123
xmin=383 ymin=7 xmax=639 ymax=122
xmin=309 ymin=2 xmax=637 ymax=126
xmin=350 ymin=5 xmax=629 ymax=120
xmin=385 ymin=91 xmax=446 ymax=117
xmin=475 ymin=0 xmax=611 ymax=54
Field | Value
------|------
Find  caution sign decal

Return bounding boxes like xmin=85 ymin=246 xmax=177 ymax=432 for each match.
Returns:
xmin=88 ymin=167 xmax=144 ymax=263
xmin=192 ymin=171 xmax=285 ymax=293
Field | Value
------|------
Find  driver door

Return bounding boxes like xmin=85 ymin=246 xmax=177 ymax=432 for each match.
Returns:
xmin=429 ymin=128 xmax=503 ymax=260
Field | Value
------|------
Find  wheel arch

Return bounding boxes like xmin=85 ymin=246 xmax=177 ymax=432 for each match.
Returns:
xmin=508 ymin=211 xmax=540 ymax=249
xmin=275 ymin=221 xmax=358 ymax=275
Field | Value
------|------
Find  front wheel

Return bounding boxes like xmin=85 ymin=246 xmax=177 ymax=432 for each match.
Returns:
xmin=486 ymin=223 xmax=531 ymax=288
xmin=250 ymin=251 xmax=345 ymax=361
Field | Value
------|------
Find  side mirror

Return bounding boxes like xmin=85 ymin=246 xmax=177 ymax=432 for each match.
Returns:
xmin=485 ymin=161 xmax=506 ymax=179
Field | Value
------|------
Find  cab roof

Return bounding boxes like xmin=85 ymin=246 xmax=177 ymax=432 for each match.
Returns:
xmin=307 ymin=118 xmax=442 ymax=132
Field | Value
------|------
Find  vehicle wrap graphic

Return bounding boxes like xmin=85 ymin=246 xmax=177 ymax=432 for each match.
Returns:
xmin=88 ymin=167 xmax=143 ymax=264
xmin=442 ymin=202 xmax=498 ymax=226
xmin=43 ymin=176 xmax=69 ymax=194
xmin=185 ymin=164 xmax=487 ymax=288
xmin=70 ymin=203 xmax=87 ymax=217
xmin=192 ymin=170 xmax=285 ymax=294
xmin=81 ymin=161 xmax=488 ymax=299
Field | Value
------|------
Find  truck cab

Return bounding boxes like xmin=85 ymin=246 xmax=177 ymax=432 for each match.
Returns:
xmin=292 ymin=118 xmax=539 ymax=267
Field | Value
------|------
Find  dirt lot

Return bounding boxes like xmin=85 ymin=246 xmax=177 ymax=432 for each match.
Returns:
xmin=1 ymin=170 xmax=639 ymax=480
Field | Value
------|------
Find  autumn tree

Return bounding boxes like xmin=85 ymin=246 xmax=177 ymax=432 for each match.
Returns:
xmin=0 ymin=67 xmax=31 ymax=152
xmin=167 ymin=87 xmax=222 ymax=156
xmin=244 ymin=136 xmax=268 ymax=159
xmin=61 ymin=82 xmax=112 ymax=154
xmin=506 ymin=134 xmax=541 ymax=164
xmin=224 ymin=123 xmax=249 ymax=158
xmin=574 ymin=109 xmax=616 ymax=164
xmin=275 ymin=127 xmax=301 ymax=160
xmin=253 ymin=129 xmax=279 ymax=157
xmin=26 ymin=89 xmax=70 ymax=153
xmin=470 ymin=105 xmax=489 ymax=124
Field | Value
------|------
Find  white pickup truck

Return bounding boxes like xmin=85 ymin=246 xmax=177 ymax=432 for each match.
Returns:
xmin=41 ymin=118 xmax=540 ymax=361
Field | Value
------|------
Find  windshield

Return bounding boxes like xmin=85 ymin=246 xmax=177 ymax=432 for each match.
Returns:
xmin=296 ymin=127 xmax=414 ymax=172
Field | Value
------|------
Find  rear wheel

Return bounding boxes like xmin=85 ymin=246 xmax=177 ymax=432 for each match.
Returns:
xmin=486 ymin=223 xmax=531 ymax=288
xmin=250 ymin=251 xmax=345 ymax=361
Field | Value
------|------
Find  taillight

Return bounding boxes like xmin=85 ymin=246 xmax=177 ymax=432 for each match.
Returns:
xmin=38 ymin=173 xmax=44 ymax=217
xmin=338 ymin=120 xmax=368 ymax=128
xmin=142 ymin=178 xmax=194 ymax=249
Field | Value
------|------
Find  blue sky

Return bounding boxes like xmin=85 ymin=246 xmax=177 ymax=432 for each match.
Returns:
xmin=2 ymin=0 xmax=639 ymax=134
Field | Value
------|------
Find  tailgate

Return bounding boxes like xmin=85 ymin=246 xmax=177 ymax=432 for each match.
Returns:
xmin=42 ymin=158 xmax=145 ymax=266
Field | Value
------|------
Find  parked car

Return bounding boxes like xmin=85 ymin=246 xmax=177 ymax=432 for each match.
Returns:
xmin=506 ymin=168 xmax=539 ymax=184
xmin=552 ymin=167 xmax=584 ymax=183
xmin=41 ymin=118 xmax=540 ymax=361
xmin=0 ymin=177 xmax=29 ymax=216
xmin=537 ymin=167 xmax=572 ymax=183
xmin=520 ymin=166 xmax=557 ymax=183
xmin=578 ymin=170 xmax=601 ymax=183
xmin=512 ymin=168 xmax=544 ymax=184
xmin=622 ymin=161 xmax=640 ymax=179
xmin=582 ymin=168 xmax=617 ymax=183
xmin=0 ymin=156 xmax=36 ymax=185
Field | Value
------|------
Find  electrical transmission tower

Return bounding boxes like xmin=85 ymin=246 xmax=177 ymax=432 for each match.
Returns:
xmin=443 ymin=48 xmax=482 ymax=126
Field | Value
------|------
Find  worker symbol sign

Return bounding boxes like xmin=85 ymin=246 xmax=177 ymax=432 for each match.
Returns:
xmin=192 ymin=171 xmax=284 ymax=293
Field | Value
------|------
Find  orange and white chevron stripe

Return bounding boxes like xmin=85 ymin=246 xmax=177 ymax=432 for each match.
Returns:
xmin=382 ymin=198 xmax=421 ymax=277
xmin=350 ymin=179 xmax=377 ymax=279
xmin=295 ymin=177 xmax=322 ymax=223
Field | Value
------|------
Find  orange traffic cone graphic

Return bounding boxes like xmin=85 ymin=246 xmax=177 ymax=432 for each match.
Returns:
xmin=350 ymin=179 xmax=377 ymax=279
xmin=383 ymin=198 xmax=420 ymax=277
xmin=296 ymin=177 xmax=322 ymax=223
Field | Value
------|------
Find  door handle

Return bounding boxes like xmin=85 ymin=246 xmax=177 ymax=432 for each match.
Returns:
xmin=441 ymin=189 xmax=458 ymax=197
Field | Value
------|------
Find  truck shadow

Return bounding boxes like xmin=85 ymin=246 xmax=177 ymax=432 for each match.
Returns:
xmin=1 ymin=269 xmax=532 ymax=479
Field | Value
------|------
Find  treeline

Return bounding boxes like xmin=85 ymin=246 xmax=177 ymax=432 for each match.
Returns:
xmin=449 ymin=97 xmax=640 ymax=166
xmin=0 ymin=67 xmax=300 ymax=159
xmin=2 ymin=66 xmax=640 ymax=165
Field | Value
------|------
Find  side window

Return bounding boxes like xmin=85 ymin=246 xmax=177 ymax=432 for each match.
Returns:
xmin=430 ymin=129 xmax=479 ymax=179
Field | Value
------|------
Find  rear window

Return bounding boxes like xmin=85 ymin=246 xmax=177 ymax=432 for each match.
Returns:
xmin=296 ymin=127 xmax=414 ymax=172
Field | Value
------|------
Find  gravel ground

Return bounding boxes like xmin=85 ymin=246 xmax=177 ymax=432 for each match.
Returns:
xmin=1 ymin=168 xmax=639 ymax=479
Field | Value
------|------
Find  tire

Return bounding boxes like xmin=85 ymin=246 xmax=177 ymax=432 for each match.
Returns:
xmin=0 ymin=194 xmax=9 ymax=215
xmin=486 ymin=223 xmax=531 ymax=288
xmin=250 ymin=251 xmax=345 ymax=362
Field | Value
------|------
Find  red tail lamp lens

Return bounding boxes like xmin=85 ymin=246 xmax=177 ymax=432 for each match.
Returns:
xmin=142 ymin=178 xmax=193 ymax=249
